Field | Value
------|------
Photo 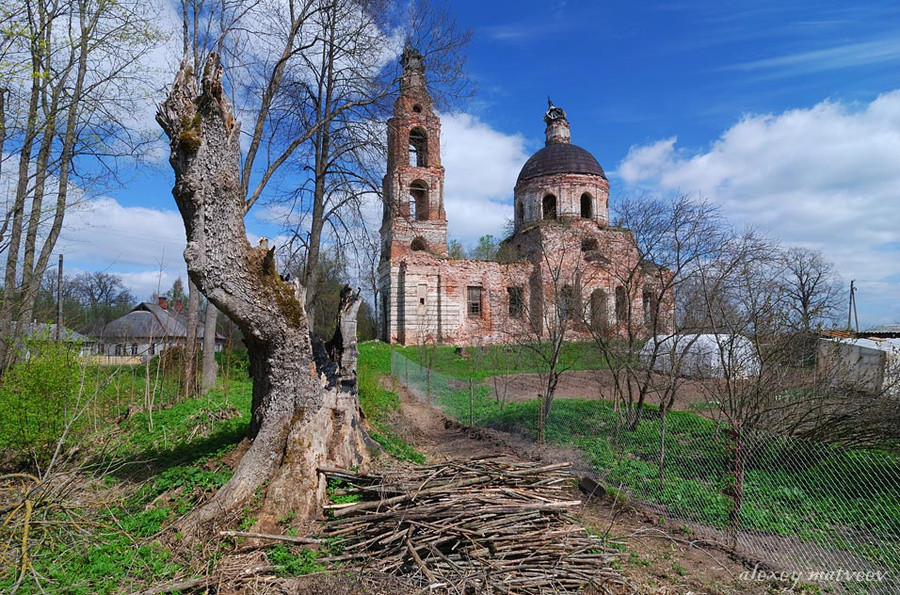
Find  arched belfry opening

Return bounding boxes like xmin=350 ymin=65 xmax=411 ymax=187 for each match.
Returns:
xmin=409 ymin=128 xmax=428 ymax=167
xmin=410 ymin=236 xmax=428 ymax=252
xmin=542 ymin=194 xmax=557 ymax=220
xmin=409 ymin=180 xmax=428 ymax=221
xmin=581 ymin=193 xmax=593 ymax=219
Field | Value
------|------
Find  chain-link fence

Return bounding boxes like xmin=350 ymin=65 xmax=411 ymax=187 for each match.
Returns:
xmin=391 ymin=350 xmax=900 ymax=594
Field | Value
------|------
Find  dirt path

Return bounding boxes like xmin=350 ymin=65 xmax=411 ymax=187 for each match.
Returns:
xmin=387 ymin=380 xmax=777 ymax=595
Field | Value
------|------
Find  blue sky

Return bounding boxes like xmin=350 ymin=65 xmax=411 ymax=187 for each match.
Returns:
xmin=57 ymin=0 xmax=900 ymax=327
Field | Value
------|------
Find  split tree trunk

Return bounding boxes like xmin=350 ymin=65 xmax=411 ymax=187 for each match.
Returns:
xmin=157 ymin=54 xmax=370 ymax=541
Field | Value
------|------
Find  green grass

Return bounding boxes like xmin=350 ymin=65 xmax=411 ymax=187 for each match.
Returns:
xmin=358 ymin=341 xmax=425 ymax=463
xmin=0 ymin=370 xmax=253 ymax=595
xmin=487 ymin=397 xmax=900 ymax=572
xmin=395 ymin=341 xmax=610 ymax=381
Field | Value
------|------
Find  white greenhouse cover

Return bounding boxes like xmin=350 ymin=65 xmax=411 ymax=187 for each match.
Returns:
xmin=639 ymin=333 xmax=761 ymax=379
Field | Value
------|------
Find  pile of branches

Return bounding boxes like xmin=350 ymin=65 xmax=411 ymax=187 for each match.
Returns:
xmin=319 ymin=458 xmax=633 ymax=594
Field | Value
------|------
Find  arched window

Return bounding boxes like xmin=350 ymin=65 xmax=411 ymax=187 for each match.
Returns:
xmin=580 ymin=193 xmax=593 ymax=219
xmin=516 ymin=200 xmax=524 ymax=224
xmin=409 ymin=180 xmax=428 ymax=220
xmin=581 ymin=237 xmax=598 ymax=252
xmin=643 ymin=291 xmax=659 ymax=330
xmin=409 ymin=128 xmax=427 ymax=167
xmin=615 ymin=286 xmax=627 ymax=322
xmin=591 ymin=289 xmax=609 ymax=333
xmin=542 ymin=194 xmax=557 ymax=220
xmin=410 ymin=237 xmax=428 ymax=252
xmin=560 ymin=285 xmax=577 ymax=321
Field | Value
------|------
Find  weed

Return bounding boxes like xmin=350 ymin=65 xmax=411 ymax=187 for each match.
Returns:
xmin=267 ymin=545 xmax=325 ymax=576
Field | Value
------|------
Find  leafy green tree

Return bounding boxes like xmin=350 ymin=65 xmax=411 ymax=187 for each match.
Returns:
xmin=447 ymin=239 xmax=466 ymax=259
xmin=469 ymin=234 xmax=499 ymax=261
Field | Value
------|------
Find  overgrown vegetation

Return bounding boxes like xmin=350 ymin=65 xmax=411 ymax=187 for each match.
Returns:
xmin=0 ymin=339 xmax=429 ymax=593
xmin=399 ymin=351 xmax=900 ymax=575
xmin=0 ymin=347 xmax=252 ymax=593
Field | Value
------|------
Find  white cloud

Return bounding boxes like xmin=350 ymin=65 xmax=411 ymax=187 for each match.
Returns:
xmin=617 ymin=90 xmax=900 ymax=327
xmin=440 ymin=113 xmax=529 ymax=244
xmin=57 ymin=198 xmax=187 ymax=300
xmin=728 ymin=36 xmax=900 ymax=77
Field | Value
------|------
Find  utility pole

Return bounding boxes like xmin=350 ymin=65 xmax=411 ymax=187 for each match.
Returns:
xmin=847 ymin=279 xmax=858 ymax=333
xmin=56 ymin=254 xmax=64 ymax=342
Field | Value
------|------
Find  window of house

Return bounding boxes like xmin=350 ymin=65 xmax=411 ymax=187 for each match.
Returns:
xmin=580 ymin=193 xmax=593 ymax=219
xmin=467 ymin=286 xmax=483 ymax=318
xmin=410 ymin=180 xmax=428 ymax=220
xmin=409 ymin=128 xmax=427 ymax=167
xmin=542 ymin=194 xmax=557 ymax=220
xmin=507 ymin=286 xmax=524 ymax=318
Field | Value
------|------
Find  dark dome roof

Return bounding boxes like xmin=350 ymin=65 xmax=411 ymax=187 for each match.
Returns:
xmin=516 ymin=143 xmax=606 ymax=184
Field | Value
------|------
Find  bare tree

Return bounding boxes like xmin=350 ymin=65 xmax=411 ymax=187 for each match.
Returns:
xmin=581 ymin=194 xmax=726 ymax=429
xmin=505 ymin=235 xmax=579 ymax=444
xmin=781 ymin=247 xmax=843 ymax=332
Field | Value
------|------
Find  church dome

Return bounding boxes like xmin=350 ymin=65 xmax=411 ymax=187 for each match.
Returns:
xmin=516 ymin=143 xmax=607 ymax=184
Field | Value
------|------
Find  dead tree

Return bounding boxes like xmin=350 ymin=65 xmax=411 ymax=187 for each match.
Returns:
xmin=157 ymin=54 xmax=370 ymax=541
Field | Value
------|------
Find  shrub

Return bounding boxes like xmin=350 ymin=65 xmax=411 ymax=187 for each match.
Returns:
xmin=0 ymin=338 xmax=83 ymax=465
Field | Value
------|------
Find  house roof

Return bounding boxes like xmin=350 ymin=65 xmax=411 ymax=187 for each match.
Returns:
xmin=863 ymin=324 xmax=900 ymax=337
xmin=99 ymin=302 xmax=222 ymax=341
xmin=16 ymin=322 xmax=92 ymax=343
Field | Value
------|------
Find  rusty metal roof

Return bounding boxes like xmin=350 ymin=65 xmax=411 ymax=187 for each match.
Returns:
xmin=516 ymin=143 xmax=607 ymax=184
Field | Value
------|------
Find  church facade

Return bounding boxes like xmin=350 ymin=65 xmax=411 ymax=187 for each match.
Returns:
xmin=378 ymin=48 xmax=673 ymax=346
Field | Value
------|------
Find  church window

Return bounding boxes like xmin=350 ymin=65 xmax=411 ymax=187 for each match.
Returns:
xmin=409 ymin=128 xmax=428 ymax=167
xmin=412 ymin=104 xmax=423 ymax=113
xmin=581 ymin=193 xmax=593 ymax=219
xmin=591 ymin=289 xmax=609 ymax=333
xmin=516 ymin=200 xmax=524 ymax=224
xmin=615 ymin=286 xmax=627 ymax=321
xmin=542 ymin=194 xmax=557 ymax=220
xmin=410 ymin=237 xmax=428 ymax=251
xmin=581 ymin=237 xmax=598 ymax=252
xmin=507 ymin=286 xmax=524 ymax=318
xmin=467 ymin=286 xmax=483 ymax=318
xmin=410 ymin=180 xmax=428 ymax=220
xmin=560 ymin=285 xmax=578 ymax=321
xmin=643 ymin=291 xmax=658 ymax=330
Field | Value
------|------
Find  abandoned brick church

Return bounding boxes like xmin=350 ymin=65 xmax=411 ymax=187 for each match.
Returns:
xmin=378 ymin=48 xmax=674 ymax=346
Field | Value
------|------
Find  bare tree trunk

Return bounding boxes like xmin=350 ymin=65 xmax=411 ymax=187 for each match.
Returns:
xmin=157 ymin=54 xmax=369 ymax=541
xmin=201 ymin=304 xmax=218 ymax=395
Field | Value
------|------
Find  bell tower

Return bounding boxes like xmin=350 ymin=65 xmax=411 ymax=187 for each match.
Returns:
xmin=380 ymin=45 xmax=448 ymax=259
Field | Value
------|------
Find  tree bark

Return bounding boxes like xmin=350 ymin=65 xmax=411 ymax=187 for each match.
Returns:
xmin=157 ymin=54 xmax=370 ymax=541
